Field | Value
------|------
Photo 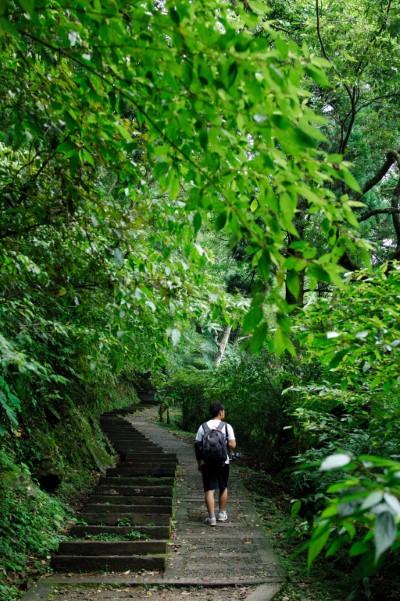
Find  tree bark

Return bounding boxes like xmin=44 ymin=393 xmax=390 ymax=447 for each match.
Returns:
xmin=214 ymin=325 xmax=232 ymax=367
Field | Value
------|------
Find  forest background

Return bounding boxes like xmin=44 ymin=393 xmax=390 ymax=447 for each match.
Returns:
xmin=0 ymin=0 xmax=399 ymax=600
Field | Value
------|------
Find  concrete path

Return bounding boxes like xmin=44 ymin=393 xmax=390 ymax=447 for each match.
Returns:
xmin=23 ymin=406 xmax=284 ymax=601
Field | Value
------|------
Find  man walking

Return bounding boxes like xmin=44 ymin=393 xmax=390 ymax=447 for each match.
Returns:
xmin=195 ymin=403 xmax=236 ymax=526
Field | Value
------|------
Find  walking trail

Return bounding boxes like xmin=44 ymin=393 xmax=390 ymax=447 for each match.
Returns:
xmin=23 ymin=405 xmax=284 ymax=601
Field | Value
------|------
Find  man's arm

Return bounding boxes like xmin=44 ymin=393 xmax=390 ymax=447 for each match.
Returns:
xmin=195 ymin=425 xmax=204 ymax=470
xmin=227 ymin=424 xmax=236 ymax=450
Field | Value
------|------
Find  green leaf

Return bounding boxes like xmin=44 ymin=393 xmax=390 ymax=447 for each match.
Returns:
xmin=193 ymin=212 xmax=202 ymax=235
xmin=258 ymin=249 xmax=271 ymax=281
xmin=215 ymin=210 xmax=228 ymax=231
xmin=374 ymin=512 xmax=397 ymax=562
xmin=308 ymin=521 xmax=331 ymax=568
xmin=0 ymin=0 xmax=10 ymax=15
xmin=328 ymin=348 xmax=349 ymax=369
xmin=82 ymin=149 xmax=95 ymax=168
xmin=167 ymin=328 xmax=181 ymax=347
xmin=249 ymin=321 xmax=268 ymax=353
xmin=247 ymin=0 xmax=268 ymax=14
xmin=242 ymin=306 xmax=263 ymax=334
xmin=360 ymin=492 xmax=383 ymax=511
xmin=286 ymin=270 xmax=300 ymax=300
xmin=168 ymin=168 xmax=180 ymax=200
xmin=279 ymin=192 xmax=297 ymax=229
xmin=349 ymin=540 xmax=372 ymax=557
xmin=305 ymin=64 xmax=331 ymax=88
xmin=320 ymin=454 xmax=352 ymax=471
xmin=291 ymin=500 xmax=301 ymax=516
xmin=114 ymin=248 xmax=123 ymax=266
xmin=18 ymin=0 xmax=34 ymax=14
xmin=340 ymin=168 xmax=361 ymax=192
xmin=307 ymin=263 xmax=331 ymax=283
xmin=326 ymin=536 xmax=347 ymax=557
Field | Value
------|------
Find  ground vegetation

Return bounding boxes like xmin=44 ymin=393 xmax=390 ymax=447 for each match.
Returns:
xmin=0 ymin=0 xmax=399 ymax=600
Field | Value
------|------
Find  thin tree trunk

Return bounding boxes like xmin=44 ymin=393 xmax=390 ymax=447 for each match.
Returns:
xmin=214 ymin=325 xmax=232 ymax=367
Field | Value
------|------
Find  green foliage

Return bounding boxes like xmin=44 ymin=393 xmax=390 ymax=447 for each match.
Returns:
xmin=0 ymin=374 xmax=137 ymax=598
xmin=161 ymin=368 xmax=212 ymax=432
xmin=211 ymin=354 xmax=294 ymax=464
xmin=0 ymin=450 xmax=67 ymax=600
xmin=279 ymin=264 xmax=400 ymax=589
xmin=0 ymin=0 xmax=367 ymax=377
xmin=1 ymin=0 xmax=398 ymax=595
xmin=305 ymin=454 xmax=400 ymax=581
xmin=265 ymin=0 xmax=400 ymax=264
xmin=163 ymin=349 xmax=298 ymax=468
xmin=300 ymin=263 xmax=400 ymax=392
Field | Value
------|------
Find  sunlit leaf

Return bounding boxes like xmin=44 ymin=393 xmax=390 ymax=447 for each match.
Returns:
xmin=320 ymin=454 xmax=352 ymax=471
xmin=374 ymin=512 xmax=396 ymax=562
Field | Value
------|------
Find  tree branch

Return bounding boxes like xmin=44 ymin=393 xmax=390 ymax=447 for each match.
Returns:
xmin=359 ymin=207 xmax=400 ymax=222
xmin=360 ymin=150 xmax=400 ymax=196
xmin=391 ymin=176 xmax=400 ymax=247
xmin=316 ymin=0 xmax=330 ymax=62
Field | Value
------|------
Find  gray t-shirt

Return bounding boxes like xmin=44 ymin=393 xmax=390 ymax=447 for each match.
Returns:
xmin=195 ymin=419 xmax=235 ymax=464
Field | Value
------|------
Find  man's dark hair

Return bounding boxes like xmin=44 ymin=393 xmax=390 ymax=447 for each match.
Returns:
xmin=210 ymin=402 xmax=225 ymax=418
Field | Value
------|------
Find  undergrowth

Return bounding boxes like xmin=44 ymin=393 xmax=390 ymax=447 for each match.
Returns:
xmin=0 ymin=381 xmax=140 ymax=600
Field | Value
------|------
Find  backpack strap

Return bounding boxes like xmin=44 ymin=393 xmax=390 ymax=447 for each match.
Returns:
xmin=202 ymin=422 xmax=210 ymax=433
xmin=217 ymin=421 xmax=229 ymax=443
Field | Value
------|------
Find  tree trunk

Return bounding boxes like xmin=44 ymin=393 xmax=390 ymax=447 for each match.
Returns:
xmin=214 ymin=325 xmax=232 ymax=367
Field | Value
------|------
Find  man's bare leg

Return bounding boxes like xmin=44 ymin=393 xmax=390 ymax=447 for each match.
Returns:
xmin=205 ymin=490 xmax=215 ymax=514
xmin=219 ymin=488 xmax=228 ymax=511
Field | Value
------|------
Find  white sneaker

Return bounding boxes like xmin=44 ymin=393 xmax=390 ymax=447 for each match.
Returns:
xmin=217 ymin=510 xmax=228 ymax=522
xmin=205 ymin=516 xmax=217 ymax=526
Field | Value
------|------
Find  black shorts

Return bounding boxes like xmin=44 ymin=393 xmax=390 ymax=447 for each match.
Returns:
xmin=201 ymin=462 xmax=229 ymax=492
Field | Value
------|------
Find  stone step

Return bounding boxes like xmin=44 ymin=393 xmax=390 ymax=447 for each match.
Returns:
xmin=51 ymin=554 xmax=165 ymax=573
xmin=58 ymin=540 xmax=167 ymax=556
xmin=109 ymin=448 xmax=163 ymax=455
xmin=109 ymin=437 xmax=157 ymax=443
xmin=95 ymin=485 xmax=173 ymax=496
xmin=108 ymin=441 xmax=162 ymax=448
xmin=101 ymin=428 xmax=149 ymax=434
xmin=103 ymin=411 xmax=140 ymax=417
xmin=84 ymin=503 xmax=172 ymax=514
xmin=69 ymin=525 xmax=169 ymax=539
xmin=98 ymin=476 xmax=174 ymax=486
xmin=123 ymin=450 xmax=177 ymax=456
xmin=112 ymin=444 xmax=164 ymax=451
xmin=121 ymin=453 xmax=177 ymax=461
xmin=112 ymin=461 xmax=177 ymax=469
xmin=106 ymin=466 xmax=176 ymax=477
xmin=80 ymin=512 xmax=170 ymax=525
xmin=112 ymin=449 xmax=166 ymax=456
xmin=115 ymin=451 xmax=176 ymax=458
xmin=101 ymin=426 xmax=149 ymax=432
xmin=112 ymin=442 xmax=160 ymax=449
xmin=101 ymin=408 xmax=139 ymax=416
xmin=88 ymin=495 xmax=172 ymax=506
xmin=102 ymin=433 xmax=152 ymax=439
xmin=137 ymin=393 xmax=156 ymax=401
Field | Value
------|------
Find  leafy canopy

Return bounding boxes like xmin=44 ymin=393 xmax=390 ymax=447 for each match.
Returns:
xmin=0 ymin=0 xmax=367 ymax=355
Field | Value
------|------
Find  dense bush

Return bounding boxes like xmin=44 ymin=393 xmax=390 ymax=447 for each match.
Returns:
xmin=0 ymin=450 xmax=67 ymax=600
xmin=160 ymin=351 xmax=302 ymax=470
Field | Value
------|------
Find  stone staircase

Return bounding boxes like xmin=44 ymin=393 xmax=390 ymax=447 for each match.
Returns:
xmin=51 ymin=393 xmax=177 ymax=574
